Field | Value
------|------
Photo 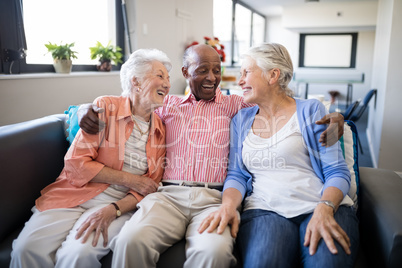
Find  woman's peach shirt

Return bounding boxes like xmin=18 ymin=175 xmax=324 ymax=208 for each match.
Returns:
xmin=36 ymin=96 xmax=166 ymax=211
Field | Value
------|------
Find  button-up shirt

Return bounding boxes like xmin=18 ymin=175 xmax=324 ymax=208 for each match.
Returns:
xmin=155 ymin=89 xmax=251 ymax=184
xmin=36 ymin=96 xmax=166 ymax=211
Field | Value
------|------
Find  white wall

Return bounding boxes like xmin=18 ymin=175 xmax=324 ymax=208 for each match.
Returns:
xmin=0 ymin=0 xmax=213 ymax=126
xmin=0 ymin=73 xmax=121 ymax=126
xmin=266 ymin=2 xmax=376 ymax=104
xmin=283 ymin=1 xmax=377 ymax=31
xmin=368 ymin=0 xmax=402 ymax=171
xmin=127 ymin=0 xmax=214 ymax=95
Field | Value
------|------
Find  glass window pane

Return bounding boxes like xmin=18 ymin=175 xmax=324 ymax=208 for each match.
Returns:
xmin=234 ymin=4 xmax=251 ymax=64
xmin=213 ymin=0 xmax=233 ymax=66
xmin=252 ymin=13 xmax=265 ymax=47
xmin=23 ymin=0 xmax=116 ymax=65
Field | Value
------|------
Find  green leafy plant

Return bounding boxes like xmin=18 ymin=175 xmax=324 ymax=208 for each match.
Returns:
xmin=89 ymin=41 xmax=123 ymax=65
xmin=45 ymin=42 xmax=78 ymax=60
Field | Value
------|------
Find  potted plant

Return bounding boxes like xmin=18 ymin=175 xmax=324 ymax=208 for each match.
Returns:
xmin=89 ymin=41 xmax=123 ymax=71
xmin=45 ymin=42 xmax=78 ymax=73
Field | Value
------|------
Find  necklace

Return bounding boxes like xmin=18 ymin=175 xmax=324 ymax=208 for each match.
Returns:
xmin=273 ymin=96 xmax=286 ymax=116
xmin=132 ymin=115 xmax=150 ymax=136
xmin=255 ymin=96 xmax=287 ymax=137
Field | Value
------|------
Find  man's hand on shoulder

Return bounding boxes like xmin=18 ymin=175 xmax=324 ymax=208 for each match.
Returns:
xmin=316 ymin=112 xmax=344 ymax=147
xmin=77 ymin=103 xmax=105 ymax=134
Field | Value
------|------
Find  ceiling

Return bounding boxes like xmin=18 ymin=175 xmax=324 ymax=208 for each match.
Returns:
xmin=240 ymin=0 xmax=377 ymax=17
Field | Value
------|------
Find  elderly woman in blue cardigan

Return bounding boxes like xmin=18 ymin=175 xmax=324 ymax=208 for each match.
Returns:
xmin=199 ymin=43 xmax=359 ymax=268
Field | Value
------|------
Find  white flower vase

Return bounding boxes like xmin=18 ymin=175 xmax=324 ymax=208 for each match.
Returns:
xmin=53 ymin=59 xmax=72 ymax=73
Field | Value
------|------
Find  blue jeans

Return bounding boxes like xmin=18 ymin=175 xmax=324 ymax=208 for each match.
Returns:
xmin=237 ymin=206 xmax=359 ymax=268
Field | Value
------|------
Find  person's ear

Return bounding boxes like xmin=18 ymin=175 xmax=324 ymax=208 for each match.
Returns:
xmin=131 ymin=77 xmax=142 ymax=92
xmin=182 ymin=67 xmax=190 ymax=79
xmin=131 ymin=77 xmax=140 ymax=86
xmin=268 ymin=68 xmax=280 ymax=85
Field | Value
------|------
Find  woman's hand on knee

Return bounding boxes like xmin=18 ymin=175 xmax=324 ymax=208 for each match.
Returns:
xmin=304 ymin=204 xmax=351 ymax=256
xmin=75 ymin=205 xmax=116 ymax=247
xmin=198 ymin=205 xmax=240 ymax=238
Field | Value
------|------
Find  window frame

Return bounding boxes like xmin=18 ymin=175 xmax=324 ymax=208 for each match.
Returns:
xmin=227 ymin=0 xmax=267 ymax=67
xmin=298 ymin=32 xmax=358 ymax=69
xmin=0 ymin=0 xmax=125 ymax=74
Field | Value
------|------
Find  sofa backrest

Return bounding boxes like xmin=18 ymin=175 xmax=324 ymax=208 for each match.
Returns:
xmin=0 ymin=114 xmax=69 ymax=241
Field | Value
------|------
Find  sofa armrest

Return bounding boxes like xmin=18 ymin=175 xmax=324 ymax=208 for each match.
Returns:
xmin=359 ymin=167 xmax=402 ymax=268
xmin=0 ymin=114 xmax=69 ymax=242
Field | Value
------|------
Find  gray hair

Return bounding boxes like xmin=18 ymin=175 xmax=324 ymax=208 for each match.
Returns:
xmin=120 ymin=48 xmax=172 ymax=97
xmin=242 ymin=43 xmax=294 ymax=96
xmin=182 ymin=45 xmax=197 ymax=72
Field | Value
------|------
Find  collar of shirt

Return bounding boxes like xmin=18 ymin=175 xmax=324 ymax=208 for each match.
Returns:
xmin=179 ymin=88 xmax=224 ymax=105
xmin=117 ymin=96 xmax=164 ymax=136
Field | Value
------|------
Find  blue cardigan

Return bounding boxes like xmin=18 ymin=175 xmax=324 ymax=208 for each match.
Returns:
xmin=223 ymin=98 xmax=351 ymax=200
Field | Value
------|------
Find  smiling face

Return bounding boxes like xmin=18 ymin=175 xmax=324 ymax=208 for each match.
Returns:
xmin=183 ymin=45 xmax=221 ymax=101
xmin=136 ymin=61 xmax=170 ymax=109
xmin=238 ymin=57 xmax=271 ymax=104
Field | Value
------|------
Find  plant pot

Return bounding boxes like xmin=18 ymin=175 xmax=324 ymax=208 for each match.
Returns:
xmin=53 ymin=59 xmax=72 ymax=73
xmin=97 ymin=59 xmax=112 ymax=72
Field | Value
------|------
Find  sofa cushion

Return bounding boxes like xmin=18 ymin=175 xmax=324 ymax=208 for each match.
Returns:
xmin=65 ymin=105 xmax=80 ymax=144
xmin=359 ymin=167 xmax=402 ymax=267
xmin=339 ymin=120 xmax=360 ymax=206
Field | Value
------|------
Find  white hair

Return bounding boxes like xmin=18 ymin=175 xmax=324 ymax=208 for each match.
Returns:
xmin=120 ymin=48 xmax=172 ymax=97
xmin=242 ymin=43 xmax=294 ymax=96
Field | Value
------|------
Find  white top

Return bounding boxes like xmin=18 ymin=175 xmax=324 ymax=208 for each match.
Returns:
xmin=104 ymin=115 xmax=149 ymax=197
xmin=242 ymin=112 xmax=328 ymax=218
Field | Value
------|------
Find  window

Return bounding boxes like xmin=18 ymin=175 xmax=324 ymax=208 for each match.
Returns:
xmin=252 ymin=13 xmax=265 ymax=46
xmin=0 ymin=0 xmax=125 ymax=73
xmin=23 ymin=0 xmax=117 ymax=65
xmin=213 ymin=0 xmax=266 ymax=66
xmin=213 ymin=0 xmax=233 ymax=64
xmin=299 ymin=33 xmax=358 ymax=68
xmin=233 ymin=4 xmax=252 ymax=64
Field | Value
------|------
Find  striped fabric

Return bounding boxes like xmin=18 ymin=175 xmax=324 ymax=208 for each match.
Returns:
xmin=155 ymin=90 xmax=251 ymax=183
xmin=122 ymin=115 xmax=149 ymax=174
xmin=111 ymin=115 xmax=149 ymax=192
xmin=339 ymin=120 xmax=360 ymax=207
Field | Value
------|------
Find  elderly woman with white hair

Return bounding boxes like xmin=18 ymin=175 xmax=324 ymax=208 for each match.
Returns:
xmin=199 ymin=43 xmax=359 ymax=268
xmin=10 ymin=48 xmax=171 ymax=268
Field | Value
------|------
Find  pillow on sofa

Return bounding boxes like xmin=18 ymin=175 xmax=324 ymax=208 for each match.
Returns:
xmin=339 ymin=120 xmax=360 ymax=207
xmin=65 ymin=105 xmax=80 ymax=144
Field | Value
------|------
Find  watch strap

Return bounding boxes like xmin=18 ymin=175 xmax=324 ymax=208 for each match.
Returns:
xmin=111 ymin=202 xmax=121 ymax=217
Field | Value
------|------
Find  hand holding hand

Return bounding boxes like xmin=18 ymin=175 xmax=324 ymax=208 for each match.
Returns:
xmin=316 ymin=112 xmax=344 ymax=147
xmin=75 ymin=205 xmax=116 ymax=247
xmin=198 ymin=204 xmax=240 ymax=238
xmin=78 ymin=103 xmax=105 ymax=134
xmin=304 ymin=204 xmax=351 ymax=256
